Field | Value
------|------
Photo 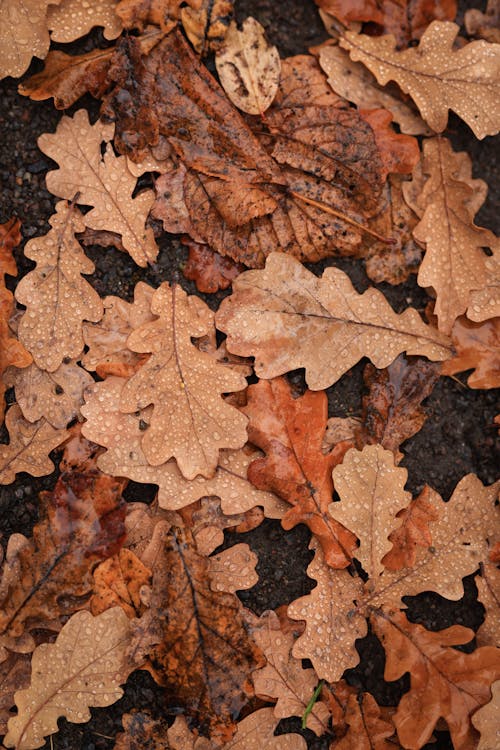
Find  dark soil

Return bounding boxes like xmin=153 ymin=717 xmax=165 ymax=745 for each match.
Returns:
xmin=0 ymin=1 xmax=498 ymax=749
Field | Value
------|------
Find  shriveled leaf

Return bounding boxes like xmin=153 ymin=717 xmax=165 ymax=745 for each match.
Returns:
xmin=183 ymin=242 xmax=244 ymax=294
xmin=287 ymin=540 xmax=367 ymax=681
xmin=441 ymin=316 xmax=500 ymax=389
xmin=331 ymin=445 xmax=412 ymax=580
xmin=215 ymin=17 xmax=280 ymax=115
xmin=372 ymin=609 xmax=500 ymax=750
xmin=0 ymin=406 xmax=68 ymax=484
xmin=91 ymin=549 xmax=152 ymax=618
xmin=5 ymin=359 xmax=93 ymax=429
xmin=38 ymin=110 xmax=158 ymax=267
xmin=14 ymin=201 xmax=103 ymax=372
xmin=317 ymin=43 xmax=431 ymax=135
xmin=472 ymin=680 xmax=500 ymax=750
xmin=475 ymin=562 xmax=500 ymax=647
xmin=333 ymin=692 xmax=395 ymax=750
xmin=4 ymin=608 xmax=132 ymax=750
xmin=208 ymin=544 xmax=258 ymax=593
xmin=243 ymin=377 xmax=357 ymax=568
xmin=0 ymin=0 xmax=61 ymax=79
xmin=341 ymin=21 xmax=500 ymax=138
xmin=466 ymin=0 xmax=500 ymax=44
xmin=181 ymin=0 xmax=234 ymax=55
xmin=216 ymin=252 xmax=451 ymax=390
xmin=47 ymin=0 xmax=122 ymax=41
xmin=382 ymin=485 xmax=441 ymax=570
xmin=251 ymin=610 xmax=331 ymax=735
xmin=0 ymin=652 xmax=31 ymax=735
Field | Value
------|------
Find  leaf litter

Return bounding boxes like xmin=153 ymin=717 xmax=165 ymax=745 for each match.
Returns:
xmin=0 ymin=1 xmax=499 ymax=749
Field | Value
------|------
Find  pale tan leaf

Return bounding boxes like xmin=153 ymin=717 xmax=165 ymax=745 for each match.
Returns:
xmin=225 ymin=707 xmax=307 ymax=749
xmin=38 ymin=109 xmax=158 ymax=267
xmin=0 ymin=1 xmax=61 ymax=79
xmin=0 ymin=406 xmax=68 ymax=485
xmin=251 ymin=610 xmax=331 ymax=736
xmin=331 ymin=445 xmax=412 ymax=580
xmin=47 ymin=0 xmax=122 ymax=41
xmin=287 ymin=540 xmax=366 ymax=682
xmin=318 ymin=43 xmax=431 ymax=135
xmin=4 ymin=608 xmax=132 ymax=750
xmin=215 ymin=17 xmax=280 ymax=115
xmin=472 ymin=680 xmax=500 ymax=750
xmin=476 ymin=562 xmax=500 ymax=647
xmin=341 ymin=21 xmax=500 ymax=138
xmin=208 ymin=544 xmax=258 ymax=593
xmin=4 ymin=360 xmax=93 ymax=429
xmin=14 ymin=201 xmax=103 ymax=372
xmin=216 ymin=252 xmax=451 ymax=390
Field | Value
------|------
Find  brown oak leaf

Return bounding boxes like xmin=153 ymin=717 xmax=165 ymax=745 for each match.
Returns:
xmin=208 ymin=543 xmax=258 ymax=593
xmin=115 ymin=0 xmax=190 ymax=31
xmin=181 ymin=0 xmax=234 ymax=55
xmin=243 ymin=377 xmax=357 ymax=568
xmin=47 ymin=0 xmax=122 ymax=41
xmin=467 ymin=243 xmax=500 ymax=323
xmin=475 ymin=561 xmax=500 ymax=647
xmin=0 ymin=0 xmax=62 ymax=79
xmin=340 ymin=22 xmax=500 ymax=139
xmin=216 ymin=252 xmax=451 ymax=390
xmin=472 ymin=679 xmax=500 ymax=750
xmin=14 ymin=201 xmax=103 ymax=372
xmin=333 ymin=692 xmax=395 ymax=750
xmin=441 ymin=316 xmax=500 ymax=389
xmin=0 ymin=652 xmax=31 ymax=735
xmin=382 ymin=485 xmax=441 ymax=570
xmin=466 ymin=0 xmax=500 ymax=44
xmin=90 ymin=548 xmax=152 ymax=619
xmin=183 ymin=241 xmax=244 ymax=294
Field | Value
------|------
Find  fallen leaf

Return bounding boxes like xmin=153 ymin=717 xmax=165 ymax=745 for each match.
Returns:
xmin=216 ymin=252 xmax=451 ymax=390
xmin=0 ymin=406 xmax=68 ymax=485
xmin=372 ymin=609 xmax=500 ymax=750
xmin=0 ymin=652 xmax=31 ymax=735
xmin=331 ymin=445 xmax=412 ymax=580
xmin=38 ymin=111 xmax=158 ymax=267
xmin=208 ymin=543 xmax=258 ymax=593
xmin=182 ymin=241 xmax=244 ymax=294
xmin=467 ymin=243 xmax=500 ymax=323
xmin=181 ymin=0 xmax=234 ymax=55
xmin=0 ymin=0 xmax=61 ymax=79
xmin=382 ymin=485 xmax=441 ymax=570
xmin=475 ymin=561 xmax=500 ymax=647
xmin=441 ymin=316 xmax=500 ymax=389
xmin=466 ymin=0 xmax=500 ymax=44
xmin=14 ymin=201 xmax=103 ymax=372
xmin=251 ymin=610 xmax=331 ymax=735
xmin=114 ymin=710 xmax=172 ymax=750
xmin=115 ymin=0 xmax=187 ymax=31
xmin=215 ymin=17 xmax=280 ymax=115
xmin=90 ymin=548 xmax=152 ymax=618
xmin=47 ymin=0 xmax=122 ymax=41
xmin=472 ymin=679 xmax=500 ymax=750
xmin=4 ymin=608 xmax=132 ymax=750
xmin=341 ymin=21 xmax=500 ymax=138
xmin=333 ymin=692 xmax=395 ymax=750
xmin=242 ymin=377 xmax=357 ymax=568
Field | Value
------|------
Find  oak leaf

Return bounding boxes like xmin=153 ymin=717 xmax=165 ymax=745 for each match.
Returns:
xmin=333 ymin=692 xmax=395 ymax=750
xmin=182 ymin=241 xmax=244 ymax=294
xmin=0 ymin=406 xmax=68 ymax=485
xmin=441 ymin=316 xmax=500 ymax=389
xmin=340 ymin=21 xmax=500 ymax=138
xmin=47 ymin=0 xmax=122 ymax=41
xmin=472 ymin=680 xmax=500 ymax=750
xmin=216 ymin=252 xmax=451 ymax=390
xmin=208 ymin=543 xmax=258 ymax=593
xmin=467 ymin=243 xmax=500 ymax=323
xmin=0 ymin=0 xmax=62 ymax=79
xmin=181 ymin=0 xmax=234 ymax=55
xmin=372 ymin=609 xmax=500 ymax=750
xmin=90 ymin=548 xmax=152 ymax=619
xmin=382 ymin=485 xmax=441 ymax=570
xmin=215 ymin=17 xmax=280 ymax=115
xmin=475 ymin=562 xmax=500 ymax=647
xmin=466 ymin=0 xmax=500 ymax=44
xmin=0 ymin=652 xmax=31 ymax=735
xmin=38 ymin=111 xmax=158 ymax=267
xmin=242 ymin=377 xmax=357 ymax=568
xmin=115 ymin=0 xmax=189 ymax=31
xmin=4 ymin=608 xmax=132 ymax=750
xmin=14 ymin=201 xmax=103 ymax=372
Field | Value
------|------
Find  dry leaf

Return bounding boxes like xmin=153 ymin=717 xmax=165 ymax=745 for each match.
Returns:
xmin=0 ymin=0 xmax=61 ymax=79
xmin=181 ymin=0 xmax=234 ymax=55
xmin=0 ymin=406 xmax=68 ymax=484
xmin=372 ymin=609 xmax=500 ymax=750
xmin=333 ymin=692 xmax=395 ymax=750
xmin=242 ymin=377 xmax=357 ymax=568
xmin=341 ymin=21 xmax=500 ymax=138
xmin=38 ymin=110 xmax=158 ymax=267
xmin=472 ymin=679 xmax=500 ymax=750
xmin=47 ymin=0 xmax=122 ymax=41
xmin=4 ymin=608 xmax=132 ymax=750
xmin=331 ymin=445 xmax=412 ymax=580
xmin=466 ymin=0 xmax=500 ymax=44
xmin=182 ymin=241 xmax=244 ymax=294
xmin=441 ymin=316 xmax=500 ymax=389
xmin=382 ymin=485 xmax=441 ymax=570
xmin=216 ymin=252 xmax=451 ymax=390
xmin=476 ymin=562 xmax=500 ymax=647
xmin=90 ymin=548 xmax=152 ymax=618
xmin=14 ymin=201 xmax=103 ymax=372
xmin=4 ymin=359 xmax=93 ymax=429
xmin=215 ymin=17 xmax=280 ymax=115
xmin=251 ymin=610 xmax=331 ymax=735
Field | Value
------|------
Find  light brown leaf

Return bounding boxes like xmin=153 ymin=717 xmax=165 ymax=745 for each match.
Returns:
xmin=333 ymin=692 xmax=395 ymax=750
xmin=38 ymin=110 xmax=158 ymax=267
xmin=0 ymin=0 xmax=61 ymax=79
xmin=4 ymin=608 xmax=132 ymax=750
xmin=0 ymin=406 xmax=68 ymax=484
xmin=341 ymin=21 xmax=500 ymax=138
xmin=466 ymin=0 xmax=500 ymax=44
xmin=47 ymin=0 xmax=122 ymax=41
xmin=331 ymin=445 xmax=412 ymax=580
xmin=208 ymin=543 xmax=258 ymax=593
xmin=0 ymin=652 xmax=31 ymax=735
xmin=215 ymin=17 xmax=280 ymax=115
xmin=372 ymin=609 xmax=500 ymax=750
xmin=251 ymin=610 xmax=331 ymax=735
xmin=216 ymin=252 xmax=452 ymax=390
xmin=472 ymin=679 xmax=500 ymax=750
xmin=441 ymin=316 xmax=500 ymax=389
xmin=14 ymin=201 xmax=103 ymax=372
xmin=467 ymin=243 xmax=500 ymax=323
xmin=181 ymin=0 xmax=234 ymax=55
xmin=90 ymin=548 xmax=152 ymax=619
xmin=475 ymin=561 xmax=500 ymax=647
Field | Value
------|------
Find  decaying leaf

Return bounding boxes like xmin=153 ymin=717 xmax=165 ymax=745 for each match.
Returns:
xmin=114 ymin=710 xmax=172 ymax=750
xmin=472 ymin=679 xmax=500 ymax=750
xmin=333 ymin=692 xmax=395 ymax=750
xmin=372 ymin=610 xmax=500 ymax=750
xmin=441 ymin=316 xmax=500 ymax=389
xmin=331 ymin=445 xmax=411 ymax=580
xmin=14 ymin=201 xmax=103 ymax=372
xmin=341 ymin=21 xmax=500 ymax=138
xmin=181 ymin=0 xmax=234 ymax=55
xmin=4 ymin=608 xmax=132 ymax=750
xmin=216 ymin=252 xmax=451 ymax=390
xmin=466 ymin=0 xmax=500 ymax=44
xmin=115 ymin=0 xmax=187 ymax=31
xmin=476 ymin=562 xmax=500 ymax=647
xmin=0 ymin=0 xmax=62 ymax=79
xmin=0 ymin=406 xmax=68 ymax=484
xmin=91 ymin=548 xmax=152 ymax=618
xmin=242 ymin=377 xmax=357 ymax=568
xmin=183 ymin=241 xmax=244 ymax=294
xmin=215 ymin=17 xmax=280 ymax=115
xmin=38 ymin=110 xmax=158 ymax=267
xmin=47 ymin=0 xmax=122 ymax=41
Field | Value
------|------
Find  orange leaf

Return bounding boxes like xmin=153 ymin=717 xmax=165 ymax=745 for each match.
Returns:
xmin=90 ymin=549 xmax=152 ymax=619
xmin=334 ymin=692 xmax=395 ymax=750
xmin=382 ymin=485 xmax=441 ymax=570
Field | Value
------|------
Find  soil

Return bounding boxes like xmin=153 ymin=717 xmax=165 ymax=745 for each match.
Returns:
xmin=0 ymin=1 xmax=498 ymax=749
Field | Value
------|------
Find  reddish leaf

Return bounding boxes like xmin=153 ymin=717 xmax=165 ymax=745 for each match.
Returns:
xmin=381 ymin=485 xmax=441 ymax=569
xmin=182 ymin=240 xmax=244 ymax=293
